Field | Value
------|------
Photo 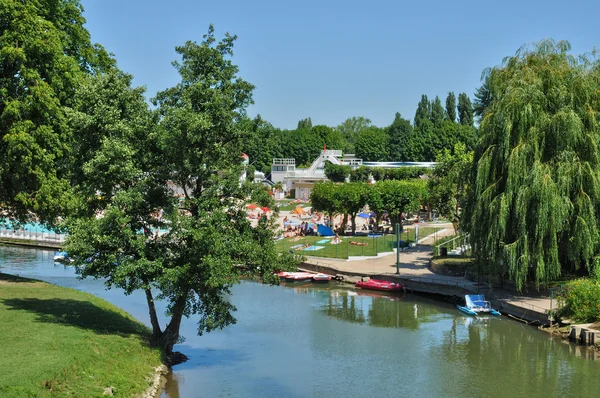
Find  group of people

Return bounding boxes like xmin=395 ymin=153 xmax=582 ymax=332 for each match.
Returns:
xmin=282 ymin=217 xmax=317 ymax=238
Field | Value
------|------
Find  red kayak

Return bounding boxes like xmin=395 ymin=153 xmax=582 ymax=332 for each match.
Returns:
xmin=355 ymin=279 xmax=404 ymax=292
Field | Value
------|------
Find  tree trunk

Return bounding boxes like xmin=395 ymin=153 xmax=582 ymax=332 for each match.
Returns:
xmin=144 ymin=288 xmax=162 ymax=341
xmin=350 ymin=213 xmax=357 ymax=235
xmin=159 ymin=293 xmax=189 ymax=366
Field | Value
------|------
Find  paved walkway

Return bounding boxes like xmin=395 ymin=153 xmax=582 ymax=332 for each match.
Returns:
xmin=302 ymin=228 xmax=554 ymax=316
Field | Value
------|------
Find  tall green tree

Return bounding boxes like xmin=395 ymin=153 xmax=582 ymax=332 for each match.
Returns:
xmin=468 ymin=39 xmax=600 ymax=290
xmin=336 ymin=116 xmax=372 ymax=150
xmin=0 ymin=0 xmax=114 ymax=223
xmin=371 ymin=180 xmax=425 ymax=231
xmin=297 ymin=117 xmax=312 ymax=129
xmin=67 ymin=26 xmax=296 ymax=365
xmin=445 ymin=92 xmax=457 ymax=122
xmin=337 ymin=183 xmax=370 ymax=234
xmin=414 ymin=94 xmax=431 ymax=129
xmin=428 ymin=142 xmax=473 ymax=232
xmin=457 ymin=93 xmax=474 ymax=126
xmin=387 ymin=113 xmax=413 ymax=161
xmin=430 ymin=96 xmax=444 ymax=127
xmin=355 ymin=127 xmax=389 ymax=161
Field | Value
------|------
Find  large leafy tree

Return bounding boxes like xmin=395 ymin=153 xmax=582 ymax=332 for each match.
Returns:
xmin=445 ymin=92 xmax=457 ymax=122
xmin=457 ymin=93 xmax=474 ymax=126
xmin=387 ymin=112 xmax=413 ymax=161
xmin=430 ymin=96 xmax=444 ymax=127
xmin=429 ymin=142 xmax=473 ymax=232
xmin=336 ymin=116 xmax=372 ymax=150
xmin=310 ymin=181 xmax=341 ymax=226
xmin=371 ymin=180 xmax=425 ymax=231
xmin=468 ymin=39 xmax=600 ymax=290
xmin=67 ymin=26 xmax=296 ymax=364
xmin=337 ymin=183 xmax=370 ymax=234
xmin=355 ymin=127 xmax=389 ymax=161
xmin=0 ymin=0 xmax=113 ymax=223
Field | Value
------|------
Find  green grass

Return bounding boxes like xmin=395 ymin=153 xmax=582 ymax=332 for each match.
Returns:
xmin=0 ymin=273 xmax=162 ymax=397
xmin=275 ymin=226 xmax=447 ymax=259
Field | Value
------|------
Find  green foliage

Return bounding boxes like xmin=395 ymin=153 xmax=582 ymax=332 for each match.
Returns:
xmin=350 ymin=166 xmax=373 ymax=182
xmin=430 ymin=96 xmax=444 ymax=127
xmin=468 ymin=39 xmax=600 ymax=290
xmin=445 ymin=92 xmax=457 ymax=122
xmin=371 ymin=180 xmax=426 ymax=228
xmin=66 ymin=25 xmax=297 ymax=363
xmin=557 ymin=278 xmax=600 ymax=323
xmin=429 ymin=142 xmax=473 ymax=224
xmin=387 ymin=112 xmax=413 ymax=161
xmin=324 ymin=161 xmax=351 ymax=182
xmin=0 ymin=0 xmax=114 ymax=223
xmin=457 ymin=93 xmax=474 ymax=126
xmin=336 ymin=116 xmax=372 ymax=151
xmin=240 ymin=115 xmax=283 ymax=173
xmin=313 ymin=125 xmax=347 ymax=152
xmin=355 ymin=127 xmax=389 ymax=161
xmin=297 ymin=117 xmax=312 ymax=129
xmin=414 ymin=95 xmax=431 ymax=129
xmin=310 ymin=181 xmax=340 ymax=219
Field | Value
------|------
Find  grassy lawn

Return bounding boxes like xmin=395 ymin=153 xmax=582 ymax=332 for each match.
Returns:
xmin=0 ymin=273 xmax=162 ymax=397
xmin=275 ymin=232 xmax=411 ymax=259
xmin=275 ymin=226 xmax=449 ymax=259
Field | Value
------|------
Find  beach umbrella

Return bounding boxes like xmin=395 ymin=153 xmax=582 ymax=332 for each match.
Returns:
xmin=260 ymin=206 xmax=271 ymax=212
xmin=357 ymin=213 xmax=370 ymax=218
xmin=246 ymin=204 xmax=258 ymax=209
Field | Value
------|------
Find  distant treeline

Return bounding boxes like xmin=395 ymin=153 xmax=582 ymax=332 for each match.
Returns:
xmin=242 ymin=92 xmax=477 ymax=174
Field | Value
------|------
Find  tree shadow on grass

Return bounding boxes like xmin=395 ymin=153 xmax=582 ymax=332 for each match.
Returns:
xmin=0 ymin=272 xmax=41 ymax=283
xmin=1 ymin=297 xmax=150 ymax=338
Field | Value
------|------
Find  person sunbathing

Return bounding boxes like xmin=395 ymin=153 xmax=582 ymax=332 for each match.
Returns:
xmin=331 ymin=234 xmax=342 ymax=245
xmin=296 ymin=243 xmax=310 ymax=250
xmin=349 ymin=241 xmax=368 ymax=246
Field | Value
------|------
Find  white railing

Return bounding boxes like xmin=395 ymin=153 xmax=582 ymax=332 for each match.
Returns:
xmin=0 ymin=228 xmax=66 ymax=244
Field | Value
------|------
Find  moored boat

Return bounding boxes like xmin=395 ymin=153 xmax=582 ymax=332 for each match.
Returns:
xmin=355 ymin=279 xmax=403 ymax=292
xmin=312 ymin=273 xmax=332 ymax=282
xmin=53 ymin=251 xmax=72 ymax=263
xmin=283 ymin=272 xmax=315 ymax=282
xmin=456 ymin=294 xmax=501 ymax=316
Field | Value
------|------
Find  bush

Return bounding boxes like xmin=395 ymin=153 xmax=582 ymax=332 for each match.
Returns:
xmin=557 ymin=278 xmax=600 ymax=323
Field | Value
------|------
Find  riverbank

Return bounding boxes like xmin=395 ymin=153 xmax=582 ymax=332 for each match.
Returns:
xmin=300 ymin=240 xmax=554 ymax=326
xmin=0 ymin=273 xmax=163 ymax=397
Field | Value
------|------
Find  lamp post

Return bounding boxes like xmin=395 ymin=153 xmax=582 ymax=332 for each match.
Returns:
xmin=396 ymin=223 xmax=400 ymax=274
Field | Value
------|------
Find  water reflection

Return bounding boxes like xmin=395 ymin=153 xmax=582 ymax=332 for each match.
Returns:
xmin=2 ymin=246 xmax=600 ymax=398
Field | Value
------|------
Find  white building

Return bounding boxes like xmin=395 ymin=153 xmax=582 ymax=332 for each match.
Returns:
xmin=270 ymin=150 xmax=435 ymax=199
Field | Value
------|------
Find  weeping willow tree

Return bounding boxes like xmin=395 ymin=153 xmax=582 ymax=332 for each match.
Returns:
xmin=469 ymin=40 xmax=600 ymax=290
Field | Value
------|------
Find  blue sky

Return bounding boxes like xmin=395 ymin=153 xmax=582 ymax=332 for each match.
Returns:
xmin=80 ymin=0 xmax=600 ymax=129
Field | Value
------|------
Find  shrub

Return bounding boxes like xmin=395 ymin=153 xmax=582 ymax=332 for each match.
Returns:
xmin=557 ymin=278 xmax=600 ymax=323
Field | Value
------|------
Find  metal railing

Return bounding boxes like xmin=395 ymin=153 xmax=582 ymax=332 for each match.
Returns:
xmin=0 ymin=228 xmax=66 ymax=243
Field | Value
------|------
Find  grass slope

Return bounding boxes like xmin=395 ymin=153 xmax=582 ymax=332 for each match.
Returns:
xmin=0 ymin=273 xmax=162 ymax=397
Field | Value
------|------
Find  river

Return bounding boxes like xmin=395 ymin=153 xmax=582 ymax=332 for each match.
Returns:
xmin=1 ymin=245 xmax=599 ymax=398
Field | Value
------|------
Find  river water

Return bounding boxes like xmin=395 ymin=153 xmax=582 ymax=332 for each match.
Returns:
xmin=1 ymin=245 xmax=599 ymax=398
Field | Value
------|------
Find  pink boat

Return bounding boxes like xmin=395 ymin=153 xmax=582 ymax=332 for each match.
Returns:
xmin=355 ymin=279 xmax=404 ymax=292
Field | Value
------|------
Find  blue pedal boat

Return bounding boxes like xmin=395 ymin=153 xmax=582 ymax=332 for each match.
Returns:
xmin=457 ymin=294 xmax=501 ymax=316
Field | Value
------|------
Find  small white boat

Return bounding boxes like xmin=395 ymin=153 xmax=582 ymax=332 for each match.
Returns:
xmin=457 ymin=294 xmax=501 ymax=316
xmin=312 ymin=273 xmax=332 ymax=282
xmin=53 ymin=251 xmax=71 ymax=263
